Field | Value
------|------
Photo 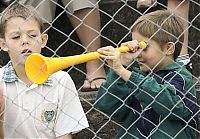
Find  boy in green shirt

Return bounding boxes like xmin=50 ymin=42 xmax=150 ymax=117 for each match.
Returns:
xmin=95 ymin=10 xmax=198 ymax=139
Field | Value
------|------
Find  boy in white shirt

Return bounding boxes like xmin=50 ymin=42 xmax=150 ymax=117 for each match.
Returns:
xmin=0 ymin=3 xmax=88 ymax=138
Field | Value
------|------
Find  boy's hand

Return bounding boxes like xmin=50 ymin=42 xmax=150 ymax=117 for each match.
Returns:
xmin=97 ymin=46 xmax=124 ymax=73
xmin=120 ymin=40 xmax=144 ymax=65
xmin=97 ymin=40 xmax=146 ymax=72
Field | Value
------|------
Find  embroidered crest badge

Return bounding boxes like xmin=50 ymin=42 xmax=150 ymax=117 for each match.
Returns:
xmin=45 ymin=111 xmax=55 ymax=122
xmin=41 ymin=110 xmax=56 ymax=123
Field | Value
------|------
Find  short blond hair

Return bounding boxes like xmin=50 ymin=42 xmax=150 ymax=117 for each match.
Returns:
xmin=132 ymin=10 xmax=184 ymax=59
xmin=0 ymin=2 xmax=44 ymax=38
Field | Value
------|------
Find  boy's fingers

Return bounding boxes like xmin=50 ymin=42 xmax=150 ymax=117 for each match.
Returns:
xmin=121 ymin=41 xmax=132 ymax=46
xmin=121 ymin=40 xmax=139 ymax=51
xmin=98 ymin=46 xmax=113 ymax=53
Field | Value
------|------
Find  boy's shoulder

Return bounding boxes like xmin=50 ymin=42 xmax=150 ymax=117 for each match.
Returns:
xmin=174 ymin=64 xmax=193 ymax=80
xmin=51 ymin=70 xmax=72 ymax=81
xmin=162 ymin=63 xmax=193 ymax=86
xmin=163 ymin=62 xmax=192 ymax=77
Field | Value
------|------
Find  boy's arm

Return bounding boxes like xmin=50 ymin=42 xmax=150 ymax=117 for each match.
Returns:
xmin=95 ymin=69 xmax=137 ymax=123
xmin=126 ymin=71 xmax=198 ymax=121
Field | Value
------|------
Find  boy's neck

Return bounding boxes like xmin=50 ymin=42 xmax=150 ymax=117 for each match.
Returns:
xmin=154 ymin=58 xmax=175 ymax=72
xmin=14 ymin=64 xmax=33 ymax=86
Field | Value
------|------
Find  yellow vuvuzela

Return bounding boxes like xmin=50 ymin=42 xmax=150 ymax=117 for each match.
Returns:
xmin=25 ymin=41 xmax=147 ymax=84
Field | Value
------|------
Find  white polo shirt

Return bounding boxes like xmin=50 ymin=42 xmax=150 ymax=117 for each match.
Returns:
xmin=0 ymin=62 xmax=89 ymax=138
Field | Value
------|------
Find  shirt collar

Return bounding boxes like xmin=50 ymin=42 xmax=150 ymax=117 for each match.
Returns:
xmin=160 ymin=62 xmax=184 ymax=71
xmin=2 ymin=61 xmax=53 ymax=86
xmin=154 ymin=61 xmax=185 ymax=75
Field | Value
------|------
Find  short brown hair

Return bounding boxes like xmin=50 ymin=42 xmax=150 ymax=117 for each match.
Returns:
xmin=132 ymin=10 xmax=184 ymax=59
xmin=0 ymin=2 xmax=44 ymax=38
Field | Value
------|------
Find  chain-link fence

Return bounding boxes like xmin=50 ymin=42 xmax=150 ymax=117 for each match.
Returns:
xmin=0 ymin=0 xmax=200 ymax=138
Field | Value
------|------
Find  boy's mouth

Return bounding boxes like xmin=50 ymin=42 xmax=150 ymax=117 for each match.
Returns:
xmin=21 ymin=49 xmax=32 ymax=55
xmin=138 ymin=61 xmax=145 ymax=64
xmin=138 ymin=61 xmax=146 ymax=67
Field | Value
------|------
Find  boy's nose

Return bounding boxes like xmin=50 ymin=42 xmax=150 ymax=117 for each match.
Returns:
xmin=21 ymin=35 xmax=29 ymax=45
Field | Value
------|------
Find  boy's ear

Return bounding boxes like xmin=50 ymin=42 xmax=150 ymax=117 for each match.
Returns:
xmin=0 ymin=38 xmax=8 ymax=52
xmin=41 ymin=34 xmax=48 ymax=48
xmin=165 ymin=42 xmax=175 ymax=56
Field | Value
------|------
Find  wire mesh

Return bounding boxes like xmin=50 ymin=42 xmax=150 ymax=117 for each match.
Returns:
xmin=0 ymin=0 xmax=200 ymax=138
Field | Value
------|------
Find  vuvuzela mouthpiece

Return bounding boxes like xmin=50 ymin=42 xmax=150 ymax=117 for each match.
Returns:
xmin=139 ymin=41 xmax=147 ymax=48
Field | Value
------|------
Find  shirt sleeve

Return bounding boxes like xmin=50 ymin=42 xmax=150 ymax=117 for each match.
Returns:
xmin=54 ymin=72 xmax=89 ymax=137
xmin=95 ymin=69 xmax=137 ymax=123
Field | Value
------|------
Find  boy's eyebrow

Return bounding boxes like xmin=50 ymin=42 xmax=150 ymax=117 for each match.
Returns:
xmin=9 ymin=29 xmax=38 ymax=35
xmin=8 ymin=32 xmax=20 ymax=36
xmin=26 ymin=30 xmax=39 ymax=33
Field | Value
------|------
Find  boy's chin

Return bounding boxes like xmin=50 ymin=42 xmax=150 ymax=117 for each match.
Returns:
xmin=20 ymin=56 xmax=28 ymax=64
xmin=22 ymin=54 xmax=32 ymax=58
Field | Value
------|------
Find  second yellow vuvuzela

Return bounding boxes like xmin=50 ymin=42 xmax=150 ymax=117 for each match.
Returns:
xmin=25 ymin=41 xmax=147 ymax=84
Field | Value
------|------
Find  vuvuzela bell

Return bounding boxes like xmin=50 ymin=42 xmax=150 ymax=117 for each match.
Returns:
xmin=25 ymin=41 xmax=147 ymax=84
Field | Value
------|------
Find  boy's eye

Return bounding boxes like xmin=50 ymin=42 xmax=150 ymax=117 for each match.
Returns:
xmin=29 ymin=34 xmax=37 ymax=38
xmin=12 ymin=36 xmax=20 ymax=39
